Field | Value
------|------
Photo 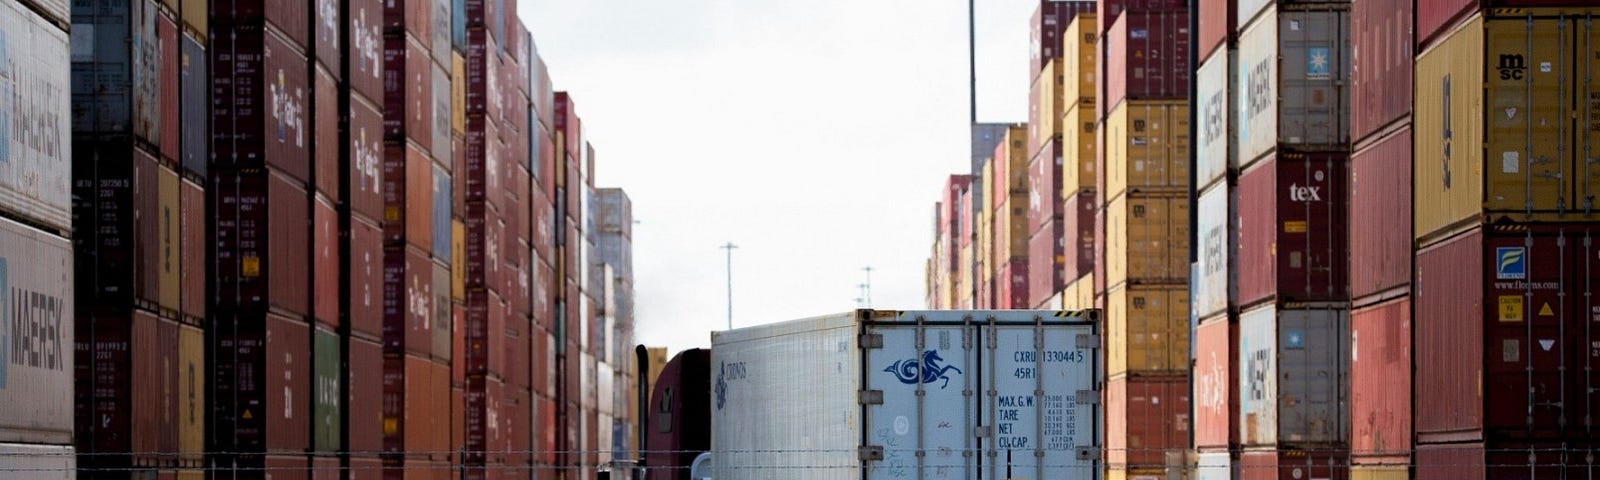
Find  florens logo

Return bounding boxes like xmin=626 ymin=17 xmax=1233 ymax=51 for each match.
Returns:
xmin=883 ymin=350 xmax=963 ymax=389
xmin=1497 ymin=247 xmax=1526 ymax=280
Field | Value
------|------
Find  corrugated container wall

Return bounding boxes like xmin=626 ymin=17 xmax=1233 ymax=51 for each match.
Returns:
xmin=1102 ymin=11 xmax=1191 ymax=115
xmin=1104 ymin=100 xmax=1190 ymax=197
xmin=1235 ymin=5 xmax=1351 ymax=167
xmin=1193 ymin=316 xmax=1236 ymax=449
xmin=1349 ymin=127 xmax=1413 ymax=300
xmin=1104 ymin=193 xmax=1189 ymax=288
xmin=1238 ymin=304 xmax=1350 ymax=447
xmin=1106 ymin=284 xmax=1190 ymax=376
xmin=1097 ymin=0 xmax=1187 ymax=34
xmin=1030 ymin=1 xmax=1095 ymax=78
xmin=1236 ymin=153 xmax=1349 ymax=307
xmin=1062 ymin=104 xmax=1099 ymax=196
xmin=1350 ymin=0 xmax=1413 ymax=142
xmin=1198 ymin=0 xmax=1235 ymax=60
xmin=1349 ymin=297 xmax=1411 ymax=461
xmin=1196 ymin=47 xmax=1232 ymax=190
xmin=0 ymin=216 xmax=73 ymax=445
xmin=1237 ymin=449 xmax=1351 ymax=480
xmin=1105 ymin=376 xmax=1190 ymax=470
xmin=1192 ymin=183 xmax=1233 ymax=319
xmin=1 ymin=1 xmax=71 ymax=232
xmin=1061 ymin=14 xmax=1098 ymax=110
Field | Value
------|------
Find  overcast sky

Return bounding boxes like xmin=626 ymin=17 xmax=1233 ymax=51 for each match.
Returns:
xmin=520 ymin=0 xmax=1038 ymax=356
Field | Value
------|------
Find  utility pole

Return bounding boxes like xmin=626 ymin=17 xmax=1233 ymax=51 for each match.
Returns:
xmin=720 ymin=242 xmax=738 ymax=330
xmin=862 ymin=266 xmax=874 ymax=308
xmin=968 ymin=0 xmax=976 ymax=124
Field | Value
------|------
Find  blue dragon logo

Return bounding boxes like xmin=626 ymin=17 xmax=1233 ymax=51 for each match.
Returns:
xmin=714 ymin=362 xmax=727 ymax=411
xmin=884 ymin=350 xmax=963 ymax=389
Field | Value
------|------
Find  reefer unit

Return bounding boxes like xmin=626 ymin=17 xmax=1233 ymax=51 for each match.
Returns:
xmin=711 ymin=309 xmax=1103 ymax=480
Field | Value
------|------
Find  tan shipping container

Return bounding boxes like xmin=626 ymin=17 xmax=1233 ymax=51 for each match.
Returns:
xmin=178 ymin=324 xmax=205 ymax=465
xmin=1414 ymin=10 xmax=1600 ymax=245
xmin=1105 ymin=100 xmax=1191 ymax=199
xmin=1105 ymin=192 xmax=1190 ymax=288
xmin=994 ymin=195 xmax=1031 ymax=261
xmin=452 ymin=53 xmax=466 ymax=136
xmin=1063 ymin=273 xmax=1095 ymax=310
xmin=1351 ymin=464 xmax=1408 ymax=480
xmin=958 ymin=242 xmax=974 ymax=307
xmin=158 ymin=162 xmax=181 ymax=314
xmin=1107 ymin=283 xmax=1191 ymax=377
xmin=1030 ymin=59 xmax=1066 ymax=157
xmin=1061 ymin=14 xmax=1098 ymax=110
xmin=1063 ymin=102 xmax=1099 ymax=195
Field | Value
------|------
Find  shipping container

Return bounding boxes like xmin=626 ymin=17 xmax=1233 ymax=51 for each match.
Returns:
xmin=1097 ymin=0 xmax=1187 ymax=34
xmin=264 ymin=171 xmax=311 ymax=315
xmin=135 ymin=314 xmax=180 ymax=460
xmin=1351 ymin=465 xmax=1408 ymax=480
xmin=0 ymin=216 xmax=72 ymax=445
xmin=1107 ymin=284 xmax=1189 ymax=376
xmin=1414 ymin=12 xmax=1600 ymax=245
xmin=1196 ymin=450 xmax=1234 ymax=480
xmin=1414 ymin=222 xmax=1598 ymax=442
xmin=1103 ymin=11 xmax=1191 ymax=114
xmin=1238 ymin=303 xmax=1349 ymax=447
xmin=1415 ymin=0 xmax=1582 ymax=50
xmin=348 ymin=96 xmax=384 ymax=221
xmin=1105 ymin=375 xmax=1190 ymax=470
xmin=1029 ymin=220 xmax=1066 ymax=309
xmin=177 ymin=323 xmax=203 ymax=463
xmin=2 ymin=0 xmax=70 ymax=232
xmin=309 ymin=327 xmax=342 ymax=454
xmin=1063 ymin=190 xmax=1097 ymax=282
xmin=348 ymin=0 xmax=382 ymax=101
xmin=1193 ymin=182 xmax=1233 ymax=319
xmin=313 ymin=196 xmax=339 ymax=327
xmin=997 ymin=258 xmax=1031 ymax=309
xmin=1196 ymin=48 xmax=1232 ymax=190
xmin=1414 ymin=441 xmax=1600 ymax=480
xmin=349 ymin=337 xmax=382 ymax=455
xmin=157 ymin=13 xmax=178 ymax=164
xmin=1349 ymin=127 xmax=1413 ymax=300
xmin=1236 ymin=152 xmax=1349 ymax=307
xmin=711 ymin=310 xmax=1102 ymax=480
xmin=209 ymin=26 xmax=311 ymax=179
xmin=1350 ymin=0 xmax=1413 ymax=143
xmin=70 ymin=0 xmax=161 ymax=139
xmin=1193 ymin=315 xmax=1236 ymax=449
xmin=1104 ymin=192 xmax=1190 ymax=288
xmin=179 ymin=180 xmax=204 ymax=321
xmin=179 ymin=32 xmax=207 ymax=177
xmin=313 ymin=66 xmax=339 ymax=199
xmin=0 ymin=442 xmax=74 ymax=480
xmin=1104 ymin=100 xmax=1190 ymax=197
xmin=1238 ymin=448 xmax=1350 ymax=480
xmin=1062 ymin=14 xmax=1097 ymax=111
xmin=1235 ymin=5 xmax=1351 ymax=168
xmin=133 ymin=152 xmax=181 ymax=315
xmin=1062 ymin=104 xmax=1098 ymax=195
xmin=1030 ymin=61 xmax=1065 ymax=158
xmin=1198 ymin=0 xmax=1234 ymax=61
xmin=1349 ymin=297 xmax=1410 ymax=460
xmin=1029 ymin=140 xmax=1064 ymax=229
xmin=351 ymin=216 xmax=384 ymax=337
xmin=1030 ymin=1 xmax=1095 ymax=78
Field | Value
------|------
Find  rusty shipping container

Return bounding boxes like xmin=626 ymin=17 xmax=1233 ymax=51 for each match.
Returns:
xmin=1238 ymin=449 xmax=1350 ymax=480
xmin=1414 ymin=222 xmax=1600 ymax=443
xmin=1102 ymin=11 xmax=1191 ymax=118
xmin=1349 ymin=297 xmax=1411 ymax=460
xmin=0 ymin=216 xmax=72 ymax=445
xmin=1106 ymin=284 xmax=1189 ymax=376
xmin=1413 ymin=11 xmax=1600 ymax=246
xmin=1349 ymin=127 xmax=1413 ymax=301
xmin=1193 ymin=182 xmax=1234 ymax=319
xmin=1193 ymin=315 xmax=1237 ymax=449
xmin=1238 ymin=303 xmax=1349 ymax=447
xmin=1105 ymin=375 xmax=1190 ymax=469
xmin=1350 ymin=0 xmax=1413 ymax=143
xmin=1414 ymin=441 xmax=1600 ymax=480
xmin=1236 ymin=152 xmax=1349 ymax=307
xmin=1 ymin=0 xmax=70 ymax=232
xmin=312 ymin=66 xmax=339 ymax=199
xmin=1235 ymin=5 xmax=1350 ymax=168
xmin=1103 ymin=192 xmax=1189 ymax=288
xmin=1104 ymin=100 xmax=1190 ymax=197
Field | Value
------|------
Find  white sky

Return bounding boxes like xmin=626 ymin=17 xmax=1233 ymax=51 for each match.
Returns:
xmin=520 ymin=0 xmax=1038 ymax=356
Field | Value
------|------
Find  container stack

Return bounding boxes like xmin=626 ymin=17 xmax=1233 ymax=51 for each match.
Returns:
xmin=927 ymin=175 xmax=972 ymax=309
xmin=1411 ymin=5 xmax=1600 ymax=478
xmin=2 ymin=0 xmax=74 ymax=477
xmin=1059 ymin=12 xmax=1099 ymax=311
xmin=991 ymin=127 xmax=1031 ymax=309
xmin=553 ymin=92 xmax=584 ymax=478
xmin=346 ymin=0 xmax=388 ymax=472
xmin=1190 ymin=0 xmax=1237 ymax=476
xmin=525 ymin=28 xmax=560 ymax=479
xmin=596 ymin=188 xmax=637 ymax=469
xmin=1026 ymin=1 xmax=1094 ymax=309
xmin=1094 ymin=0 xmax=1193 ymax=477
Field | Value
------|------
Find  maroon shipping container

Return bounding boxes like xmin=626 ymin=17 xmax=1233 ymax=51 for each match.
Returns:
xmin=313 ymin=456 xmax=341 ymax=480
xmin=1028 ymin=220 xmax=1066 ymax=308
xmin=245 ymin=312 xmax=313 ymax=452
xmin=1106 ymin=375 xmax=1191 ymax=469
xmin=349 ymin=96 xmax=384 ymax=220
xmin=313 ymin=65 xmax=340 ymax=200
xmin=488 ymin=291 xmax=507 ymax=379
xmin=313 ymin=0 xmax=341 ymax=74
xmin=348 ymin=336 xmax=383 ymax=455
xmin=997 ymin=259 xmax=1030 ymax=309
xmin=1064 ymin=190 xmax=1097 ymax=283
xmin=1236 ymin=152 xmax=1348 ymax=308
xmin=534 ymin=260 xmax=554 ymax=331
xmin=181 ymin=178 xmax=206 ymax=320
xmin=349 ymin=456 xmax=383 ymax=480
xmin=133 ymin=150 xmax=179 ymax=315
xmin=404 ymin=246 xmax=436 ymax=356
xmin=554 ymin=93 xmax=581 ymax=160
xmin=1028 ymin=140 xmax=1064 ymax=230
xmin=1193 ymin=315 xmax=1235 ymax=449
xmin=348 ymin=0 xmax=383 ymax=102
xmin=1349 ymin=297 xmax=1411 ymax=460
xmin=1198 ymin=0 xmax=1235 ymax=62
xmin=131 ymin=312 xmax=180 ymax=461
xmin=1351 ymin=0 xmax=1413 ymax=143
xmin=509 ymin=389 xmax=532 ymax=469
xmin=209 ymin=26 xmax=310 ymax=179
xmin=386 ymin=38 xmax=434 ymax=151
xmin=1349 ymin=127 xmax=1413 ymax=301
xmin=159 ymin=13 xmax=180 ymax=164
xmin=1030 ymin=1 xmax=1096 ymax=77
xmin=1098 ymin=0 xmax=1188 ymax=33
xmin=406 ymin=145 xmax=435 ymax=251
xmin=1414 ymin=223 xmax=1599 ymax=443
xmin=1102 ymin=10 xmax=1191 ymax=115
xmin=268 ymin=170 xmax=312 ymax=316
xmin=511 ymin=240 xmax=532 ymax=320
xmin=1415 ymin=442 xmax=1600 ymax=480
xmin=263 ymin=456 xmax=310 ymax=480
xmin=402 ymin=355 xmax=442 ymax=461
xmin=313 ymin=195 xmax=339 ymax=328
xmin=1238 ymin=449 xmax=1350 ymax=480
xmin=531 ymin=327 xmax=550 ymax=398
xmin=350 ymin=216 xmax=384 ymax=338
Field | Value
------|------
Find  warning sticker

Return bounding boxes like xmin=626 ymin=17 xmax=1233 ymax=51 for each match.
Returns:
xmin=1498 ymin=296 xmax=1523 ymax=323
xmin=1538 ymin=302 xmax=1554 ymax=317
xmin=1283 ymin=220 xmax=1308 ymax=233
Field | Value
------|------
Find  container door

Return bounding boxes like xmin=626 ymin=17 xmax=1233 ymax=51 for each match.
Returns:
xmin=981 ymin=323 xmax=1099 ymax=480
xmin=864 ymin=323 xmax=978 ymax=480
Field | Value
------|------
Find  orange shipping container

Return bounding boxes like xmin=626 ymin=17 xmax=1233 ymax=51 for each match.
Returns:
xmin=1062 ymin=103 xmax=1099 ymax=195
xmin=1413 ymin=10 xmax=1600 ymax=245
xmin=1104 ymin=100 xmax=1191 ymax=198
xmin=1061 ymin=14 xmax=1098 ymax=110
xmin=1106 ymin=283 xmax=1191 ymax=377
xmin=1104 ymin=192 xmax=1190 ymax=288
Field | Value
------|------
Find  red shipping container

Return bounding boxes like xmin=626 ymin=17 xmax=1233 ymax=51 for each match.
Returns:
xmin=534 ymin=260 xmax=554 ymax=331
xmin=996 ymin=259 xmax=1030 ymax=309
xmin=1063 ymin=191 xmax=1097 ymax=283
xmin=134 ymin=151 xmax=179 ymax=314
xmin=180 ymin=178 xmax=206 ymax=320
xmin=510 ymin=389 xmax=532 ymax=469
xmin=129 ymin=312 xmax=180 ymax=461
xmin=389 ymin=39 xmax=434 ymax=152
xmin=350 ymin=216 xmax=384 ymax=338
xmin=1106 ymin=375 xmax=1191 ymax=469
xmin=264 ymin=456 xmax=310 ymax=480
xmin=1415 ymin=223 xmax=1598 ymax=443
xmin=347 ymin=0 xmax=383 ymax=103
xmin=554 ymin=93 xmax=580 ymax=159
xmin=406 ymin=144 xmax=435 ymax=251
xmin=1351 ymin=0 xmax=1413 ymax=143
xmin=1416 ymin=0 xmax=1574 ymax=52
xmin=1028 ymin=140 xmax=1064 ymax=230
xmin=159 ymin=13 xmax=180 ymax=163
xmin=1238 ymin=449 xmax=1350 ymax=480
xmin=532 ymin=327 xmax=550 ymax=398
xmin=453 ymin=304 xmax=467 ymax=384
xmin=268 ymin=170 xmax=312 ymax=316
xmin=1098 ymin=0 xmax=1188 ymax=34
xmin=488 ymin=291 xmax=507 ymax=379
xmin=265 ymin=312 xmax=312 ymax=451
xmin=430 ymin=360 xmax=451 ymax=461
xmin=1028 ymin=220 xmax=1065 ymax=308
xmin=1198 ymin=0 xmax=1235 ymax=62
xmin=1350 ymin=297 xmax=1411 ymax=460
xmin=1030 ymin=1 xmax=1096 ymax=77
xmin=1102 ymin=10 xmax=1191 ymax=115
xmin=402 ymin=355 xmax=437 ymax=461
xmin=1236 ymin=152 xmax=1348 ymax=308
xmin=312 ymin=0 xmax=340 ymax=74
xmin=211 ymin=27 xmax=310 ymax=179
xmin=1415 ymin=442 xmax=1600 ymax=480
xmin=313 ymin=195 xmax=339 ymax=328
xmin=1193 ymin=315 xmax=1236 ymax=449
xmin=404 ymin=247 xmax=436 ymax=356
xmin=313 ymin=65 xmax=340 ymax=200
xmin=1349 ymin=128 xmax=1413 ymax=301
xmin=349 ymin=96 xmax=385 ymax=221
xmin=1094 ymin=206 xmax=1107 ymax=296
xmin=348 ymin=456 xmax=382 ymax=480
xmin=512 ymin=240 xmax=532 ymax=321
xmin=348 ymin=336 xmax=383 ymax=455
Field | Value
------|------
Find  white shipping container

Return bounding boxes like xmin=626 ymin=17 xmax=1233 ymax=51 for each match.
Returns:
xmin=1192 ymin=182 xmax=1233 ymax=319
xmin=16 ymin=1 xmax=67 ymax=30
xmin=1195 ymin=451 xmax=1233 ymax=480
xmin=1235 ymin=5 xmax=1350 ymax=168
xmin=712 ymin=309 xmax=1103 ymax=480
xmin=1196 ymin=47 xmax=1232 ymax=190
xmin=0 ymin=1 xmax=71 ymax=232
xmin=0 ymin=442 xmax=74 ymax=479
xmin=0 ymin=216 xmax=73 ymax=445
xmin=1238 ymin=303 xmax=1349 ymax=447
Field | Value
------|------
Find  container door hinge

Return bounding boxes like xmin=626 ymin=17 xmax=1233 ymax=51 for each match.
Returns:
xmin=1076 ymin=334 xmax=1100 ymax=349
xmin=859 ymin=445 xmax=885 ymax=461
xmin=859 ymin=389 xmax=884 ymax=405
xmin=974 ymin=426 xmax=993 ymax=438
xmin=1076 ymin=448 xmax=1101 ymax=461
xmin=1076 ymin=390 xmax=1099 ymax=404
xmin=859 ymin=333 xmax=883 ymax=349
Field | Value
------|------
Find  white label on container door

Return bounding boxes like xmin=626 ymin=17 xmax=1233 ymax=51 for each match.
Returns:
xmin=1504 ymin=152 xmax=1520 ymax=173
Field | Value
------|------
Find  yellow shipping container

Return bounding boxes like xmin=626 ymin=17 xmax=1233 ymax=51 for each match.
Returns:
xmin=452 ymin=53 xmax=466 ymax=135
xmin=1031 ymin=59 xmax=1066 ymax=156
xmin=1351 ymin=465 xmax=1408 ymax=480
xmin=1107 ymin=467 xmax=1167 ymax=480
xmin=178 ymin=324 xmax=205 ymax=464
xmin=157 ymin=163 xmax=181 ymax=314
xmin=1105 ymin=100 xmax=1191 ymax=199
xmin=1105 ymin=192 xmax=1190 ymax=287
xmin=451 ymin=219 xmax=465 ymax=302
xmin=1063 ymin=102 xmax=1098 ymax=195
xmin=1414 ymin=10 xmax=1600 ymax=244
xmin=958 ymin=241 xmax=974 ymax=307
xmin=994 ymin=195 xmax=1031 ymax=261
xmin=177 ymin=470 xmax=204 ymax=480
xmin=1062 ymin=14 xmax=1098 ymax=110
xmin=1107 ymin=284 xmax=1191 ymax=377
xmin=1063 ymin=272 xmax=1095 ymax=310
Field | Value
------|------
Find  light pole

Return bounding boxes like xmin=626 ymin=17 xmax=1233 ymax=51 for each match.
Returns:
xmin=720 ymin=242 xmax=738 ymax=330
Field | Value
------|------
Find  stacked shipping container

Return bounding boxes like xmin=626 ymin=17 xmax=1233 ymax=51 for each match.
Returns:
xmin=1027 ymin=2 xmax=1095 ymax=308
